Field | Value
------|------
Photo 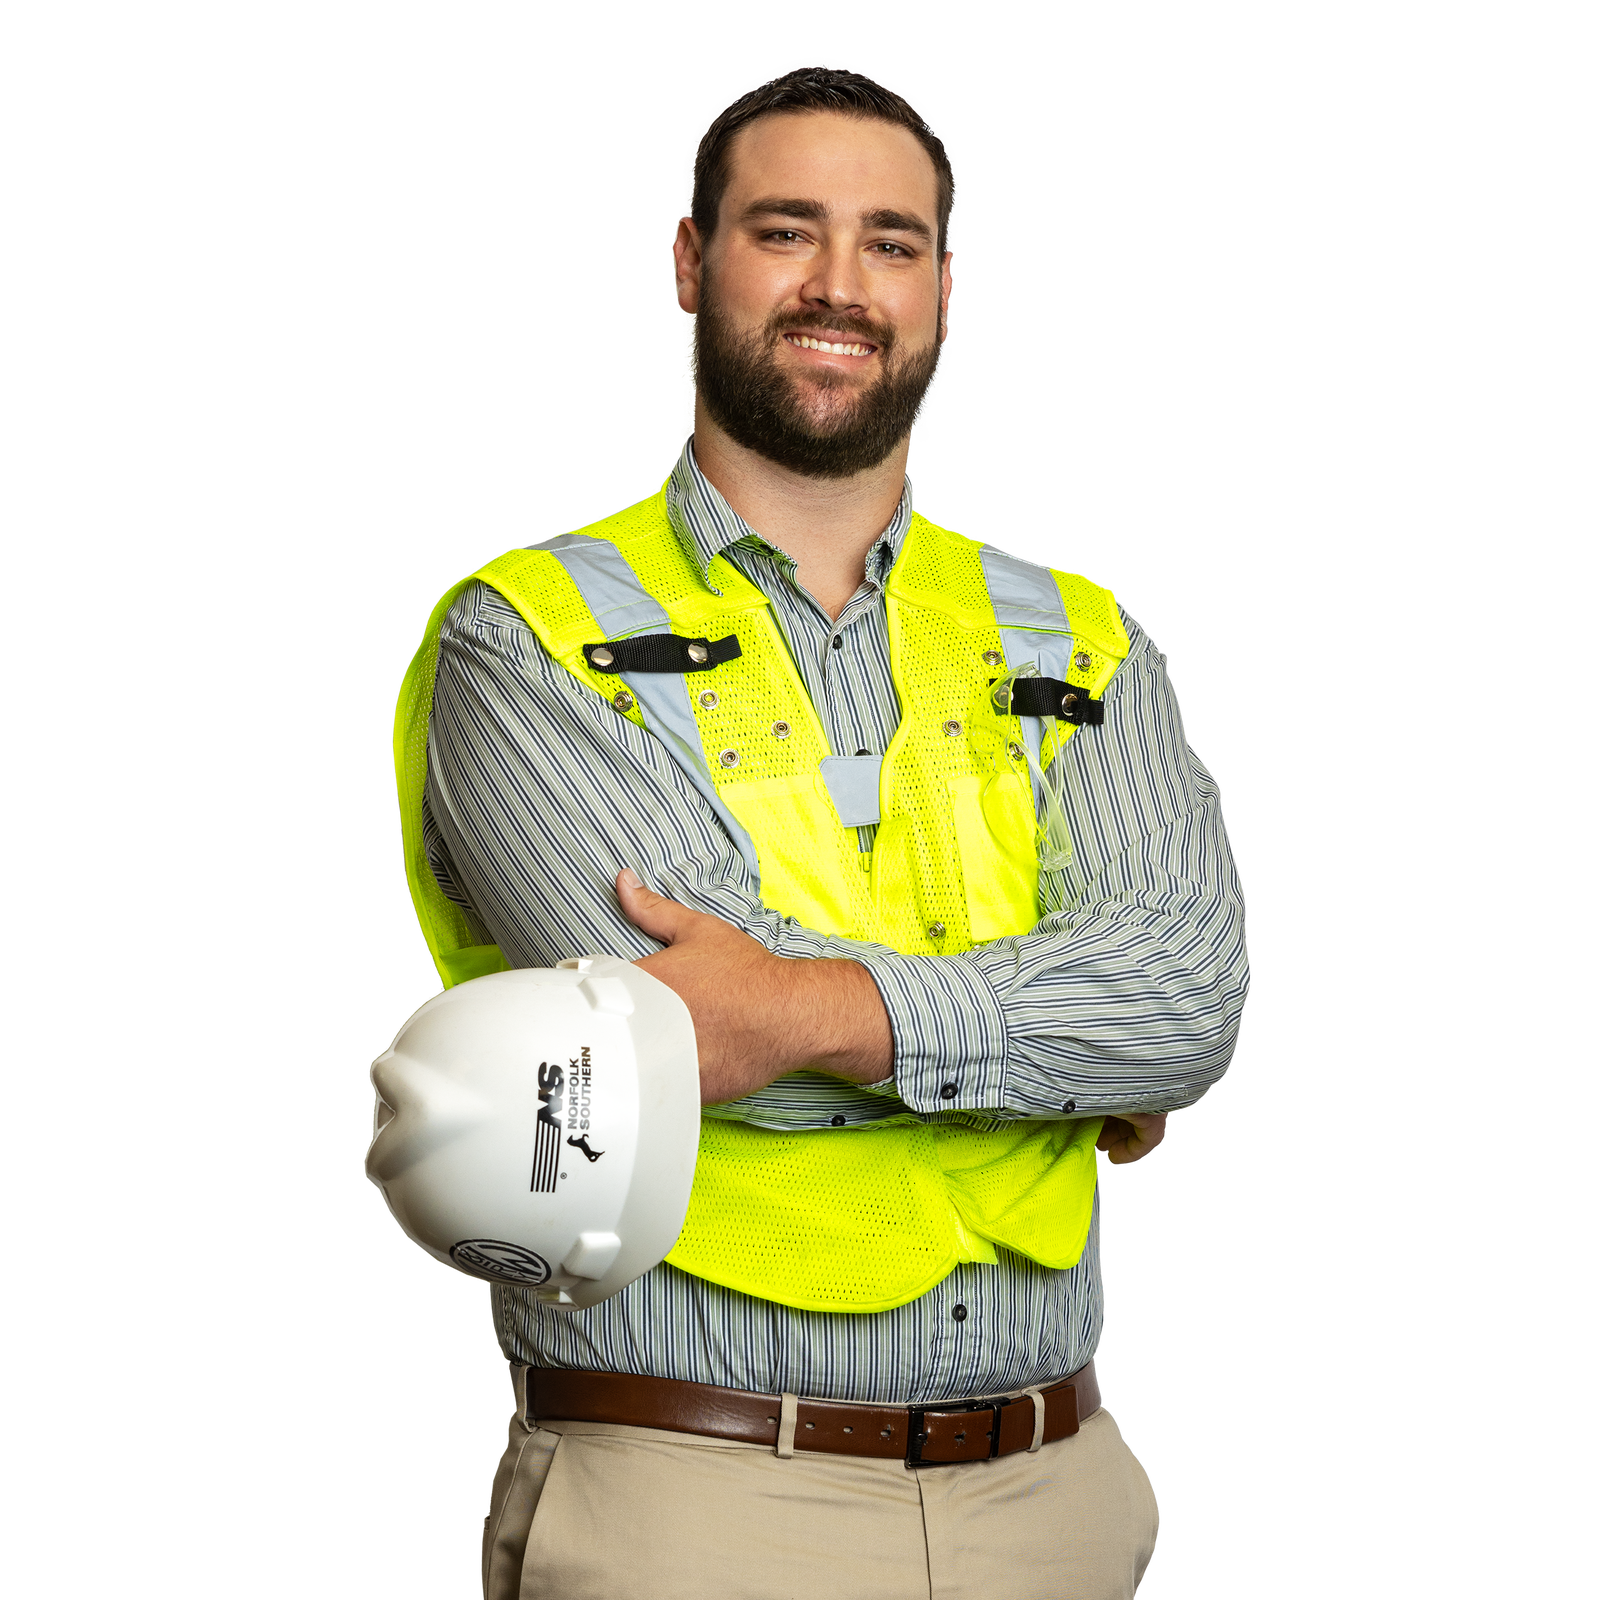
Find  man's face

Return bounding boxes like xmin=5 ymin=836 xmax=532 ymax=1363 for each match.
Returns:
xmin=678 ymin=111 xmax=951 ymax=478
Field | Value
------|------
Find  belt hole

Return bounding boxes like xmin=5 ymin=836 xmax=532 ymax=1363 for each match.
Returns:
xmin=955 ymin=1431 xmax=966 ymax=1443
xmin=805 ymin=1422 xmax=815 ymax=1430
xmin=880 ymin=1427 xmax=892 ymax=1438
xmin=766 ymin=1416 xmax=776 ymax=1424
xmin=843 ymin=1425 xmax=853 ymax=1433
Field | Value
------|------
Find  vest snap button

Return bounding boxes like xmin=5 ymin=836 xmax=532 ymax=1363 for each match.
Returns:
xmin=589 ymin=646 xmax=615 ymax=669
xmin=1061 ymin=692 xmax=1080 ymax=714
xmin=771 ymin=720 xmax=791 ymax=739
xmin=928 ymin=922 xmax=946 ymax=938
xmin=982 ymin=649 xmax=1003 ymax=666
xmin=687 ymin=641 xmax=709 ymax=664
xmin=612 ymin=691 xmax=635 ymax=712
xmin=942 ymin=719 xmax=963 ymax=737
xmin=1007 ymin=741 xmax=1025 ymax=761
xmin=718 ymin=749 xmax=740 ymax=768
xmin=1075 ymin=651 xmax=1093 ymax=670
xmin=698 ymin=690 xmax=719 ymax=710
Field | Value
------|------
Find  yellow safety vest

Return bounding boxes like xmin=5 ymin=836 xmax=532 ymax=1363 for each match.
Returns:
xmin=395 ymin=491 xmax=1130 ymax=1313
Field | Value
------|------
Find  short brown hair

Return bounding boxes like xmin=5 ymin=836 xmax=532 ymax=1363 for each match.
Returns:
xmin=692 ymin=67 xmax=954 ymax=259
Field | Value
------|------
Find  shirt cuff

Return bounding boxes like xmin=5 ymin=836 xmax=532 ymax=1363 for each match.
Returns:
xmin=848 ymin=950 xmax=1008 ymax=1113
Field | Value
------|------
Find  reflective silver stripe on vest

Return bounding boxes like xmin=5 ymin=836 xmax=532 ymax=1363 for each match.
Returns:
xmin=534 ymin=534 xmax=762 ymax=885
xmin=978 ymin=544 xmax=1075 ymax=794
xmin=536 ymin=533 xmax=668 ymax=640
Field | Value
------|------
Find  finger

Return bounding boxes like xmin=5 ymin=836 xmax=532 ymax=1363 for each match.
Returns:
xmin=615 ymin=869 xmax=692 ymax=944
xmin=1096 ymin=1117 xmax=1129 ymax=1153
xmin=1097 ymin=1113 xmax=1165 ymax=1162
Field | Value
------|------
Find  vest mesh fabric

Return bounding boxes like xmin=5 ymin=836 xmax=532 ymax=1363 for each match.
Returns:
xmin=398 ymin=495 xmax=1129 ymax=1312
xmin=674 ymin=1122 xmax=966 ymax=1312
xmin=702 ymin=592 xmax=880 ymax=939
xmin=881 ymin=528 xmax=1017 ymax=952
xmin=1054 ymin=571 xmax=1128 ymax=763
xmin=933 ymin=1118 xmax=1101 ymax=1269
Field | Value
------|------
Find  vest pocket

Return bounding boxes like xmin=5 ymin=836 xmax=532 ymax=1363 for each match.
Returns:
xmin=719 ymin=773 xmax=866 ymax=937
xmin=949 ymin=774 xmax=1040 ymax=942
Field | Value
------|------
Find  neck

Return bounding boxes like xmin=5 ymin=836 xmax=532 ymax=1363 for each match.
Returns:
xmin=690 ymin=399 xmax=910 ymax=621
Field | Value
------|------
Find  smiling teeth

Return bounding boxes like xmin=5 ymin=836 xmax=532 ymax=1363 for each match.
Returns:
xmin=790 ymin=335 xmax=872 ymax=355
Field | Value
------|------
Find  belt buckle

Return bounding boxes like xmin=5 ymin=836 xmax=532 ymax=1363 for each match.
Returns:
xmin=904 ymin=1397 xmax=1006 ymax=1468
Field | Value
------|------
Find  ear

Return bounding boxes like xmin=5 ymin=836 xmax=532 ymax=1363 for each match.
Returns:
xmin=938 ymin=251 xmax=953 ymax=343
xmin=674 ymin=217 xmax=704 ymax=314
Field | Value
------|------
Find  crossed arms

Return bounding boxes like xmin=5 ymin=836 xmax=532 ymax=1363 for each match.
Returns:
xmin=423 ymin=582 xmax=1248 ymax=1151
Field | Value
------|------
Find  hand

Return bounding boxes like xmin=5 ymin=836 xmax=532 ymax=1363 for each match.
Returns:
xmin=616 ymin=870 xmax=893 ymax=1106
xmin=1096 ymin=1113 xmax=1168 ymax=1165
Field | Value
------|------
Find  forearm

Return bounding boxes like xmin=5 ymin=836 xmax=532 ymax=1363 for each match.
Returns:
xmin=620 ymin=871 xmax=891 ymax=1103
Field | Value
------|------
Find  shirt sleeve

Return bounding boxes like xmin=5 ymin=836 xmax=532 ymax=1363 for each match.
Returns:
xmin=837 ymin=612 xmax=1248 ymax=1118
xmin=426 ymin=584 xmax=1246 ymax=1125
xmin=423 ymin=582 xmax=910 ymax=1129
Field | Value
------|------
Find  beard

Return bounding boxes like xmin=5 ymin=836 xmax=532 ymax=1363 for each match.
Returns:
xmin=693 ymin=278 xmax=941 ymax=479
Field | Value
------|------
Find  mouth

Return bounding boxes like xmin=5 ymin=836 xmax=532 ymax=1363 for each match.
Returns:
xmin=784 ymin=332 xmax=879 ymax=358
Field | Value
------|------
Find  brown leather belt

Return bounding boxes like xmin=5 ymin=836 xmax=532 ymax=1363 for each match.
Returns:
xmin=524 ymin=1359 xmax=1099 ymax=1468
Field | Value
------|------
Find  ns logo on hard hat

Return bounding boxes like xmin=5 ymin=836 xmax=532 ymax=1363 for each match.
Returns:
xmin=531 ymin=1060 xmax=566 ymax=1193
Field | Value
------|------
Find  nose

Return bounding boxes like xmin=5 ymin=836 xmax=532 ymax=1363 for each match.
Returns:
xmin=800 ymin=240 xmax=869 ymax=314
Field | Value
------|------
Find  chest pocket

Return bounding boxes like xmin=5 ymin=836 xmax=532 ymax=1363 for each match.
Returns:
xmin=718 ymin=772 xmax=874 ymax=938
xmin=949 ymin=772 xmax=1041 ymax=942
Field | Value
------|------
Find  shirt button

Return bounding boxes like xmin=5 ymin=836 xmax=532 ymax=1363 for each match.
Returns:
xmin=830 ymin=1115 xmax=846 ymax=1127
xmin=952 ymin=1304 xmax=968 ymax=1323
xmin=1061 ymin=1099 xmax=1076 ymax=1114
xmin=831 ymin=636 xmax=843 ymax=650
xmin=939 ymin=1083 xmax=958 ymax=1100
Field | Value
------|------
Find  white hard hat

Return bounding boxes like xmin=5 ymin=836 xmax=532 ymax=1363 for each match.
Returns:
xmin=366 ymin=956 xmax=700 ymax=1310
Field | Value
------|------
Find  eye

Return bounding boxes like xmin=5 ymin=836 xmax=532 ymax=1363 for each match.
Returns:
xmin=870 ymin=241 xmax=911 ymax=258
xmin=766 ymin=230 xmax=804 ymax=244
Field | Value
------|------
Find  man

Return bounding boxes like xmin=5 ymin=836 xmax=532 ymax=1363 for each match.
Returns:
xmin=400 ymin=66 xmax=1247 ymax=1599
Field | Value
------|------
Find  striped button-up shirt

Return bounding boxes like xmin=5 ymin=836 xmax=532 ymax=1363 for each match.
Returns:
xmin=422 ymin=439 xmax=1248 ymax=1404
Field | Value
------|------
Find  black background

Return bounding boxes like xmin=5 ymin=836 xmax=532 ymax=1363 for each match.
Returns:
xmin=259 ymin=31 xmax=1337 ymax=1593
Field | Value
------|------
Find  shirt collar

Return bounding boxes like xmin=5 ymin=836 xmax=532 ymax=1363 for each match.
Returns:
xmin=664 ymin=437 xmax=913 ymax=592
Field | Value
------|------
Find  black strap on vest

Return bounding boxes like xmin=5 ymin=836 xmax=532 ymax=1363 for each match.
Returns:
xmin=991 ymin=677 xmax=1106 ymax=727
xmin=583 ymin=634 xmax=742 ymax=675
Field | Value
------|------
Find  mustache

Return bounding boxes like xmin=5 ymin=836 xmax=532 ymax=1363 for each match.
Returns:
xmin=765 ymin=308 xmax=897 ymax=353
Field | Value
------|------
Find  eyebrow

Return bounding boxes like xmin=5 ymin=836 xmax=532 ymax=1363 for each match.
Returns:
xmin=741 ymin=197 xmax=830 ymax=226
xmin=860 ymin=207 xmax=933 ymax=243
xmin=740 ymin=197 xmax=934 ymax=244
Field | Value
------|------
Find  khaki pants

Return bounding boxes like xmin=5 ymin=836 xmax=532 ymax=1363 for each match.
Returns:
xmin=484 ymin=1367 xmax=1159 ymax=1600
